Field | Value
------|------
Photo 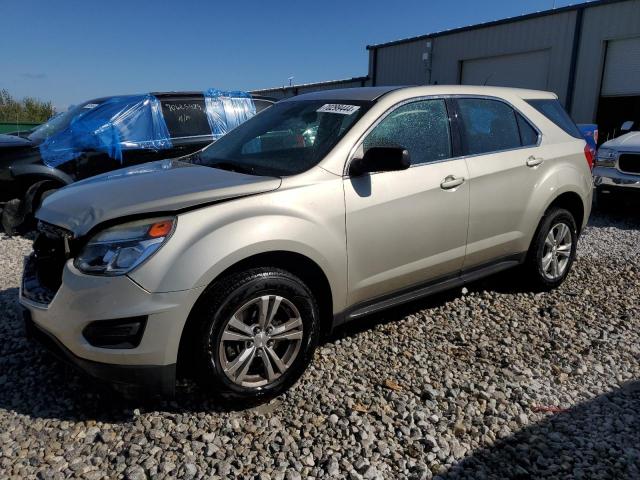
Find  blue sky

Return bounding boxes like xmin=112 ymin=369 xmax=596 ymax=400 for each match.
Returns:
xmin=4 ymin=0 xmax=582 ymax=110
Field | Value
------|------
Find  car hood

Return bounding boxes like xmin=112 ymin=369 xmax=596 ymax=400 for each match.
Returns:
xmin=601 ymin=132 xmax=640 ymax=152
xmin=0 ymin=134 xmax=34 ymax=147
xmin=37 ymin=159 xmax=282 ymax=236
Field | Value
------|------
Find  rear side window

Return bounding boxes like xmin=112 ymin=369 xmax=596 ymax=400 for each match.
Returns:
xmin=526 ymin=99 xmax=582 ymax=138
xmin=516 ymin=113 xmax=539 ymax=146
xmin=455 ymin=98 xmax=521 ymax=155
xmin=160 ymin=97 xmax=212 ymax=139
xmin=364 ymin=99 xmax=452 ymax=166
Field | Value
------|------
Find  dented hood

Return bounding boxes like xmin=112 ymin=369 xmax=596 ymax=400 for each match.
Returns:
xmin=36 ymin=159 xmax=281 ymax=236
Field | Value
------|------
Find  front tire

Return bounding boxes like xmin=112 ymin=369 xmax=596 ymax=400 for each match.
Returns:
xmin=524 ymin=207 xmax=578 ymax=290
xmin=190 ymin=268 xmax=320 ymax=402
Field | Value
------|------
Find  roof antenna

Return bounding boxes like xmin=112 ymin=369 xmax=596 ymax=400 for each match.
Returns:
xmin=483 ymin=73 xmax=494 ymax=86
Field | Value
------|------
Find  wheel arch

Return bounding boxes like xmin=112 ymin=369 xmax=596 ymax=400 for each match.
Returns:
xmin=544 ymin=190 xmax=586 ymax=233
xmin=176 ymin=250 xmax=334 ymax=377
xmin=10 ymin=164 xmax=73 ymax=192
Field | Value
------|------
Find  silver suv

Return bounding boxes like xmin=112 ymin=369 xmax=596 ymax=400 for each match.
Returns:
xmin=20 ymin=86 xmax=593 ymax=400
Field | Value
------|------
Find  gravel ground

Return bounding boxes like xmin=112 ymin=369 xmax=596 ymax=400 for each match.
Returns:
xmin=0 ymin=206 xmax=639 ymax=480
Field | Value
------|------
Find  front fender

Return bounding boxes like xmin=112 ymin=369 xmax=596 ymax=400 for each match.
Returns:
xmin=10 ymin=164 xmax=74 ymax=186
xmin=129 ymin=178 xmax=348 ymax=312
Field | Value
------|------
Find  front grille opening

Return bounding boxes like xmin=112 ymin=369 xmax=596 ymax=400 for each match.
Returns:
xmin=32 ymin=233 xmax=68 ymax=293
xmin=618 ymin=153 xmax=640 ymax=174
xmin=23 ymin=223 xmax=77 ymax=304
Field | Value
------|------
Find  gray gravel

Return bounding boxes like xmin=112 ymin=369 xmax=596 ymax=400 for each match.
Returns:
xmin=1 ymin=206 xmax=639 ymax=479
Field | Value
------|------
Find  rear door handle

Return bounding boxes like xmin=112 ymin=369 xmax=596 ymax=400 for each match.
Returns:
xmin=440 ymin=175 xmax=465 ymax=190
xmin=526 ymin=156 xmax=544 ymax=167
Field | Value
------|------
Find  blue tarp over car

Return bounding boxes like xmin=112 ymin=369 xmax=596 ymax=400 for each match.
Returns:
xmin=38 ymin=90 xmax=256 ymax=168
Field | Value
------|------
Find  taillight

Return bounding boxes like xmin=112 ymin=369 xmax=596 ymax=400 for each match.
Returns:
xmin=584 ymin=144 xmax=594 ymax=171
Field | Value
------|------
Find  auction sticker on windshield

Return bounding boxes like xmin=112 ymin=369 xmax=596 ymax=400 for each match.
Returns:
xmin=317 ymin=104 xmax=360 ymax=115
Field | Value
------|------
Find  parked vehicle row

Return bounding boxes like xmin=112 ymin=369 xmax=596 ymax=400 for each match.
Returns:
xmin=0 ymin=90 xmax=274 ymax=234
xmin=19 ymin=85 xmax=593 ymax=401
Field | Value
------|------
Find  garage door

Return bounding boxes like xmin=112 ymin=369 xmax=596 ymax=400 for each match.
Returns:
xmin=461 ymin=50 xmax=550 ymax=90
xmin=601 ymin=37 xmax=640 ymax=97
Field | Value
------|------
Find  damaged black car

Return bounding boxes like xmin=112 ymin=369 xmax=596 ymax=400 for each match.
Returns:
xmin=0 ymin=90 xmax=273 ymax=233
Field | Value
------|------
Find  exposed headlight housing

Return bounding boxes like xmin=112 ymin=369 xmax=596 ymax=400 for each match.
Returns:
xmin=596 ymin=148 xmax=617 ymax=167
xmin=74 ymin=217 xmax=176 ymax=276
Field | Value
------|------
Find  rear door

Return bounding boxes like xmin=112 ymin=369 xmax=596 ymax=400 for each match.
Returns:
xmin=344 ymin=98 xmax=470 ymax=305
xmin=451 ymin=97 xmax=542 ymax=269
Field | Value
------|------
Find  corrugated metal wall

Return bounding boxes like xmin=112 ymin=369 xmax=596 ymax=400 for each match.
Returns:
xmin=251 ymin=77 xmax=370 ymax=100
xmin=429 ymin=11 xmax=577 ymax=105
xmin=370 ymin=0 xmax=640 ymax=122
xmin=572 ymin=0 xmax=640 ymax=122
xmin=374 ymin=40 xmax=430 ymax=86
xmin=373 ymin=10 xmax=577 ymax=106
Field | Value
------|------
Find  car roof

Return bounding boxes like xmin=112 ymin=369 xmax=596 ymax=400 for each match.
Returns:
xmin=284 ymin=85 xmax=556 ymax=103
xmin=283 ymin=86 xmax=404 ymax=102
xmin=82 ymin=92 xmax=275 ymax=103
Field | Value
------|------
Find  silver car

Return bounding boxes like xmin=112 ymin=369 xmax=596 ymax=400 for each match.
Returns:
xmin=20 ymin=86 xmax=593 ymax=400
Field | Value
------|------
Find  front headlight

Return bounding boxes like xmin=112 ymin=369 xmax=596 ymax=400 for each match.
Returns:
xmin=596 ymin=148 xmax=617 ymax=167
xmin=74 ymin=217 xmax=176 ymax=275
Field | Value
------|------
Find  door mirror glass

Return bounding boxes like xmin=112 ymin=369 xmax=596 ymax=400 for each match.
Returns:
xmin=349 ymin=146 xmax=410 ymax=176
xmin=621 ymin=120 xmax=634 ymax=132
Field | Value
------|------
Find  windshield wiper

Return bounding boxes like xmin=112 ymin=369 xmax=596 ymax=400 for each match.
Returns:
xmin=209 ymin=161 xmax=256 ymax=175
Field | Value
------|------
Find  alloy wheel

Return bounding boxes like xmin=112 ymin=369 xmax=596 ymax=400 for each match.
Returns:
xmin=218 ymin=295 xmax=304 ymax=388
xmin=541 ymin=222 xmax=572 ymax=280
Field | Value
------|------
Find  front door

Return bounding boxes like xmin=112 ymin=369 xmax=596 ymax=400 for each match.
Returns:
xmin=344 ymin=99 xmax=470 ymax=305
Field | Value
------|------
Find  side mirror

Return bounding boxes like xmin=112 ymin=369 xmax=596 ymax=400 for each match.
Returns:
xmin=621 ymin=121 xmax=634 ymax=132
xmin=349 ymin=146 xmax=411 ymax=176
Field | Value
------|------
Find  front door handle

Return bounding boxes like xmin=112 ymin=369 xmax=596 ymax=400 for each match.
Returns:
xmin=526 ymin=156 xmax=544 ymax=167
xmin=440 ymin=175 xmax=465 ymax=190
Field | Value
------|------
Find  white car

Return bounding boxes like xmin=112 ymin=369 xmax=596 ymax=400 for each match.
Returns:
xmin=593 ymin=121 xmax=640 ymax=207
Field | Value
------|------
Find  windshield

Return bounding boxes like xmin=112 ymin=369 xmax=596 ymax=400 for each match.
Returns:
xmin=29 ymin=101 xmax=104 ymax=142
xmin=192 ymin=99 xmax=372 ymax=176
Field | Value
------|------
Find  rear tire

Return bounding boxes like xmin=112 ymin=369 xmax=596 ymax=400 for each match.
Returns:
xmin=189 ymin=267 xmax=320 ymax=403
xmin=524 ymin=207 xmax=577 ymax=290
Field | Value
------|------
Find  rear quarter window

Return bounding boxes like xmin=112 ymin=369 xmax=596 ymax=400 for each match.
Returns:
xmin=526 ymin=99 xmax=582 ymax=139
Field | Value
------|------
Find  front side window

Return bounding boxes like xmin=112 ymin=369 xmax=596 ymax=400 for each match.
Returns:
xmin=455 ymin=98 xmax=522 ymax=155
xmin=363 ymin=99 xmax=452 ymax=166
xmin=195 ymin=100 xmax=371 ymax=176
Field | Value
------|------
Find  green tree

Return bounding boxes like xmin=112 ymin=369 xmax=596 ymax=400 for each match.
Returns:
xmin=0 ymin=89 xmax=55 ymax=123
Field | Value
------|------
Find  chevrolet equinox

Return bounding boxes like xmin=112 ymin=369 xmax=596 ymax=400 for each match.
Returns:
xmin=20 ymin=86 xmax=593 ymax=400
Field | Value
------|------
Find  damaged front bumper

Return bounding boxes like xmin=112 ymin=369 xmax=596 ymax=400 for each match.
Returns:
xmin=19 ymin=256 xmax=205 ymax=398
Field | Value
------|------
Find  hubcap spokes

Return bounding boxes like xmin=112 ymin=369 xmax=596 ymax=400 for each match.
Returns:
xmin=219 ymin=295 xmax=303 ymax=388
xmin=542 ymin=222 xmax=572 ymax=280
